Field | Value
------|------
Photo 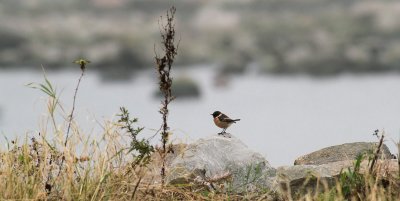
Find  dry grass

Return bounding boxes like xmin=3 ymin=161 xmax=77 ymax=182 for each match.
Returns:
xmin=1 ymin=118 xmax=399 ymax=200
xmin=0 ymin=119 xmax=273 ymax=200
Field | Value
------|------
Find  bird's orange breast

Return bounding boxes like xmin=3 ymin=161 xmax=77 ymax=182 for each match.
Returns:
xmin=214 ymin=117 xmax=231 ymax=128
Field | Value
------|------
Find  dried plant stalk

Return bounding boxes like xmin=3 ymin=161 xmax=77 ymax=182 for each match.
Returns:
xmin=155 ymin=6 xmax=178 ymax=186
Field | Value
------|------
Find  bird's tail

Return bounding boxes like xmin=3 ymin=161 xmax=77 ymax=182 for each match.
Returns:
xmin=233 ymin=119 xmax=240 ymax=123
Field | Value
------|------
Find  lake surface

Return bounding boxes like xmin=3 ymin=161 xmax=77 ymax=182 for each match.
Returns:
xmin=1 ymin=66 xmax=399 ymax=166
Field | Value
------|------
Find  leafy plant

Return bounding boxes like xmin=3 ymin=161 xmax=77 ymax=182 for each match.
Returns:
xmin=26 ymin=67 xmax=60 ymax=130
xmin=117 ymin=107 xmax=154 ymax=167
xmin=338 ymin=154 xmax=365 ymax=199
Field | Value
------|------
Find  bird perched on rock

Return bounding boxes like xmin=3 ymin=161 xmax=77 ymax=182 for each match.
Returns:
xmin=211 ymin=111 xmax=240 ymax=134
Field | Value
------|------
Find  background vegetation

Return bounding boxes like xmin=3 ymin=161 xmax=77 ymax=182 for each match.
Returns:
xmin=1 ymin=0 xmax=400 ymax=77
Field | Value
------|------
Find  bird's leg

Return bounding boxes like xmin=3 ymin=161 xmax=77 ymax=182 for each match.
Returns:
xmin=222 ymin=128 xmax=227 ymax=133
xmin=218 ymin=128 xmax=224 ymax=135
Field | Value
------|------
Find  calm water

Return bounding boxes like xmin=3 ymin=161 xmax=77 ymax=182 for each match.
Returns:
xmin=1 ymin=66 xmax=399 ymax=166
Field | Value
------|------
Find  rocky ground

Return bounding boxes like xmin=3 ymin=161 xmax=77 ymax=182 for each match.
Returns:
xmin=165 ymin=134 xmax=399 ymax=198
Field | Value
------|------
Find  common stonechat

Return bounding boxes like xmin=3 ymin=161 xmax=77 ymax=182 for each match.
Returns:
xmin=211 ymin=111 xmax=240 ymax=134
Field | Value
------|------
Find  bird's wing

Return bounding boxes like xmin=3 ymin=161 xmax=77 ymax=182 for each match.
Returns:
xmin=218 ymin=113 xmax=236 ymax=122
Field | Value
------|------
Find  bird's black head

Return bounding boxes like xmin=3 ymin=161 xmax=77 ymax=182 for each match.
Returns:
xmin=211 ymin=111 xmax=221 ymax=118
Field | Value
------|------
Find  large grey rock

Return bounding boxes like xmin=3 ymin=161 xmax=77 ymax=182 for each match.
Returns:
xmin=294 ymin=142 xmax=393 ymax=165
xmin=167 ymin=134 xmax=276 ymax=192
